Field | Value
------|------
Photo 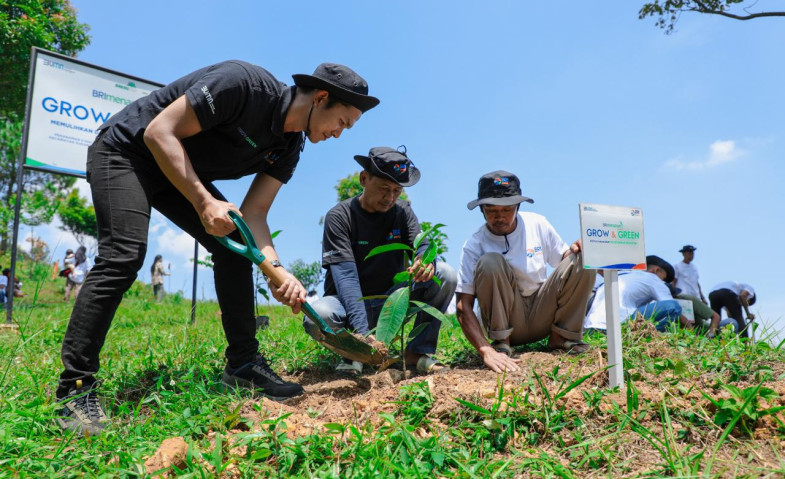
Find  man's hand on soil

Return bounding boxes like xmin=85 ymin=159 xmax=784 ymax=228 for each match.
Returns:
xmin=480 ymin=347 xmax=521 ymax=373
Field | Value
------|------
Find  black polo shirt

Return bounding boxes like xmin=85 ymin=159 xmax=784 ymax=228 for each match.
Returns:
xmin=322 ymin=197 xmax=422 ymax=297
xmin=99 ymin=60 xmax=304 ymax=183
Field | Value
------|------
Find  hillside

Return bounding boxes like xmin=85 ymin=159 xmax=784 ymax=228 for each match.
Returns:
xmin=1 ymin=259 xmax=784 ymax=478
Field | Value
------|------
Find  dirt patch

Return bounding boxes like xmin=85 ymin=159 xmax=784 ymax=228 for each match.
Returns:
xmin=144 ymin=436 xmax=188 ymax=476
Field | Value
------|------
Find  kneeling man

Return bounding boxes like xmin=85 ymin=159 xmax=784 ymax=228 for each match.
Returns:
xmin=304 ymin=147 xmax=456 ymax=374
xmin=455 ymin=171 xmax=595 ymax=373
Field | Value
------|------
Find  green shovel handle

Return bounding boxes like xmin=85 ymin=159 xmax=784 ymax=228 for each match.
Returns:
xmin=212 ymin=210 xmax=265 ymax=265
xmin=212 ymin=210 xmax=336 ymax=335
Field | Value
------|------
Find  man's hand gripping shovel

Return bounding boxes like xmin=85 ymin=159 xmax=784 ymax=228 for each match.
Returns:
xmin=214 ymin=211 xmax=387 ymax=365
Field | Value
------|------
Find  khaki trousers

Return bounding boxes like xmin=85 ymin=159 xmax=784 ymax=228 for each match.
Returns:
xmin=474 ymin=252 xmax=594 ymax=345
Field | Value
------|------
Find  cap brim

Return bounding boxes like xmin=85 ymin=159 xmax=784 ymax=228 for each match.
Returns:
xmin=292 ymin=74 xmax=380 ymax=113
xmin=467 ymin=195 xmax=534 ymax=210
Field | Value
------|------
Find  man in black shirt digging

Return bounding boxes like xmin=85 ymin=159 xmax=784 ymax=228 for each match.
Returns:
xmin=56 ymin=61 xmax=379 ymax=436
xmin=304 ymin=147 xmax=457 ymax=375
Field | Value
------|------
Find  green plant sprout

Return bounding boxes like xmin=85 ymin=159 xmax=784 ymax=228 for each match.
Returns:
xmin=363 ymin=223 xmax=447 ymax=372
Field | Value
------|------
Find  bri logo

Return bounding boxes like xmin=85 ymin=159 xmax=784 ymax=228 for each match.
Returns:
xmin=526 ymin=246 xmax=542 ymax=258
xmin=493 ymin=176 xmax=510 ymax=186
xmin=387 ymin=229 xmax=402 ymax=241
xmin=392 ymin=163 xmax=407 ymax=174
xmin=583 ymin=206 xmax=598 ymax=212
xmin=630 ymin=209 xmax=642 ymax=217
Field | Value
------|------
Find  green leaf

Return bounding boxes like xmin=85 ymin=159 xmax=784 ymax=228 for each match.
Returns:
xmin=408 ymin=322 xmax=429 ymax=339
xmin=421 ymin=242 xmax=438 ymax=265
xmin=455 ymin=398 xmax=491 ymax=415
xmin=393 ymin=270 xmax=412 ymax=284
xmin=364 ymin=243 xmax=413 ymax=260
xmin=359 ymin=295 xmax=389 ymax=301
xmin=409 ymin=300 xmax=448 ymax=323
xmin=376 ymin=287 xmax=411 ymax=344
xmin=271 ymin=230 xmax=282 ymax=239
xmin=413 ymin=230 xmax=428 ymax=251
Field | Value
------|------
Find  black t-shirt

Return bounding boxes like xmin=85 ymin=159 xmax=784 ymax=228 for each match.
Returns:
xmin=99 ymin=60 xmax=304 ymax=183
xmin=322 ymin=198 xmax=422 ymax=296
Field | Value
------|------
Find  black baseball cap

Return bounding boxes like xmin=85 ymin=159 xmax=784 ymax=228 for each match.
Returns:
xmin=646 ymin=255 xmax=675 ymax=283
xmin=679 ymin=245 xmax=696 ymax=253
xmin=467 ymin=170 xmax=533 ymax=210
xmin=354 ymin=146 xmax=420 ymax=187
xmin=292 ymin=63 xmax=380 ymax=113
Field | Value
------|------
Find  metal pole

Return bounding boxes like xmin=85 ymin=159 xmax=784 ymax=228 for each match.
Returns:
xmin=6 ymin=48 xmax=39 ymax=327
xmin=190 ymin=239 xmax=198 ymax=324
xmin=604 ymin=270 xmax=624 ymax=388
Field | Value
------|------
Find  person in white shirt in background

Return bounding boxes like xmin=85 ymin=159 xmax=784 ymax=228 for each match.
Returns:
xmin=673 ymin=244 xmax=707 ymax=304
xmin=708 ymin=281 xmax=756 ymax=339
xmin=67 ymin=246 xmax=93 ymax=300
xmin=584 ymin=255 xmax=692 ymax=333
xmin=455 ymin=170 xmax=595 ymax=373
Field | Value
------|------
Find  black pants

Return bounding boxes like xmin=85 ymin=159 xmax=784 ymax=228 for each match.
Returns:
xmin=57 ymin=133 xmax=258 ymax=398
xmin=708 ymin=288 xmax=750 ymax=339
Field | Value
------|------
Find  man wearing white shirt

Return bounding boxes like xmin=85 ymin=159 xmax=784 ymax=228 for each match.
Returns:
xmin=584 ymin=256 xmax=690 ymax=332
xmin=708 ymin=281 xmax=756 ymax=339
xmin=673 ymin=245 xmax=706 ymax=303
xmin=455 ymin=171 xmax=595 ymax=373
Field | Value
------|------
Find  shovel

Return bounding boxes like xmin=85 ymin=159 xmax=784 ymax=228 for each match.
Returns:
xmin=214 ymin=210 xmax=386 ymax=365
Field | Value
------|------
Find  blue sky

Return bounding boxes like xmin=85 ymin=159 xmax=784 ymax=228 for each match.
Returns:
xmin=30 ymin=0 xmax=784 ymax=339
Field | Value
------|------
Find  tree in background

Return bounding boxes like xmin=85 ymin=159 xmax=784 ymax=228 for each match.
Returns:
xmin=58 ymin=190 xmax=97 ymax=247
xmin=0 ymin=0 xmax=91 ymax=252
xmin=288 ymin=259 xmax=324 ymax=294
xmin=640 ymin=1 xmax=785 ymax=33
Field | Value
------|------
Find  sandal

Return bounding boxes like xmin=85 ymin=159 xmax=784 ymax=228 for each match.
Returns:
xmin=549 ymin=340 xmax=590 ymax=355
xmin=408 ymin=356 xmax=449 ymax=374
xmin=491 ymin=341 xmax=512 ymax=357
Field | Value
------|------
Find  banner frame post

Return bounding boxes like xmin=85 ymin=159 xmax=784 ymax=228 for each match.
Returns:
xmin=603 ymin=270 xmax=624 ymax=388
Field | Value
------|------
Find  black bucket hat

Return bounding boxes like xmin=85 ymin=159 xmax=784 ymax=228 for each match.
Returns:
xmin=467 ymin=170 xmax=533 ymax=210
xmin=678 ymin=244 xmax=696 ymax=253
xmin=354 ymin=146 xmax=420 ymax=187
xmin=646 ymin=255 xmax=675 ymax=283
xmin=292 ymin=63 xmax=380 ymax=113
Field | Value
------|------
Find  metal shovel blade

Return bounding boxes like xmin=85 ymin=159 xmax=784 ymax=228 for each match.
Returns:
xmin=300 ymin=302 xmax=387 ymax=365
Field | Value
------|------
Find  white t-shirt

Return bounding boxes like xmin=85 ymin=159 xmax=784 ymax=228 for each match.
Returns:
xmin=0 ymin=275 xmax=7 ymax=289
xmin=674 ymin=261 xmax=701 ymax=297
xmin=710 ymin=281 xmax=755 ymax=301
xmin=584 ymin=270 xmax=674 ymax=330
xmin=457 ymin=211 xmax=568 ymax=297
xmin=68 ymin=259 xmax=93 ymax=284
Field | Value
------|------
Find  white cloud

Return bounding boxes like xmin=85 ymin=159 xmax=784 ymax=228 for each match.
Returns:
xmin=664 ymin=140 xmax=744 ymax=171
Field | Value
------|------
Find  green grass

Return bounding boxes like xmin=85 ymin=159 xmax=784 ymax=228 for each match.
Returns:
xmin=1 ymin=256 xmax=784 ymax=478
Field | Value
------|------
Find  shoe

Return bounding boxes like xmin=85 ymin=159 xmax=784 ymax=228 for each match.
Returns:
xmin=222 ymin=354 xmax=303 ymax=401
xmin=56 ymin=380 xmax=107 ymax=436
xmin=335 ymin=359 xmax=363 ymax=375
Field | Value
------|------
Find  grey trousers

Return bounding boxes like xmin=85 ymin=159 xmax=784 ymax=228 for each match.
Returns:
xmin=474 ymin=252 xmax=594 ymax=345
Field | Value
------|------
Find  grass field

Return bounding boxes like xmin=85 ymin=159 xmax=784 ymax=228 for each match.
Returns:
xmin=1 ymin=257 xmax=784 ymax=478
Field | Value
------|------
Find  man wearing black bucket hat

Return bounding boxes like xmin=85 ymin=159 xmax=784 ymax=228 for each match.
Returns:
xmin=455 ymin=171 xmax=595 ymax=373
xmin=55 ymin=61 xmax=379 ymax=436
xmin=304 ymin=147 xmax=457 ymax=375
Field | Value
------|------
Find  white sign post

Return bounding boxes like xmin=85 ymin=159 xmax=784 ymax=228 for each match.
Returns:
xmin=579 ymin=203 xmax=646 ymax=388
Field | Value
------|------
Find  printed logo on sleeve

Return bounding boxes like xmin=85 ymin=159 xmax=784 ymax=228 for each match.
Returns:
xmin=200 ymin=85 xmax=216 ymax=114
